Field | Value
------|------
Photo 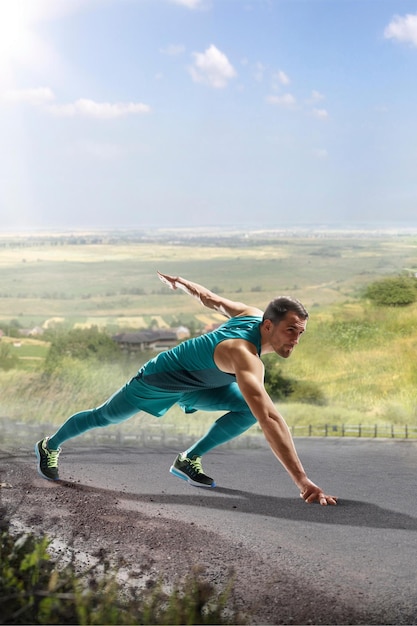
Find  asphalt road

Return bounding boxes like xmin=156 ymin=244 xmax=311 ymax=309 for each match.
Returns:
xmin=58 ymin=437 xmax=417 ymax=623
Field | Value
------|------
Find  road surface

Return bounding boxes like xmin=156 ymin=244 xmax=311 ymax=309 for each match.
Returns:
xmin=2 ymin=437 xmax=417 ymax=624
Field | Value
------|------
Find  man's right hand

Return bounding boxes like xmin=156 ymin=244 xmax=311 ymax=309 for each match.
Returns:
xmin=299 ymin=478 xmax=337 ymax=506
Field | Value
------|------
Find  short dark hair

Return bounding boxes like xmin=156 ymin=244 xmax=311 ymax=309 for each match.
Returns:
xmin=262 ymin=296 xmax=309 ymax=324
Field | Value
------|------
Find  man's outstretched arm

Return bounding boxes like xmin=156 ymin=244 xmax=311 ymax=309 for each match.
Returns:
xmin=229 ymin=346 xmax=337 ymax=506
xmin=157 ymin=271 xmax=262 ymax=319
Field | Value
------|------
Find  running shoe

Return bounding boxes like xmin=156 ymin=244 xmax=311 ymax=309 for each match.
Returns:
xmin=35 ymin=437 xmax=61 ymax=481
xmin=170 ymin=453 xmax=216 ymax=488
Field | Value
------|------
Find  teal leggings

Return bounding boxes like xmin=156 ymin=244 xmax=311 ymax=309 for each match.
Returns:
xmin=48 ymin=379 xmax=257 ymax=457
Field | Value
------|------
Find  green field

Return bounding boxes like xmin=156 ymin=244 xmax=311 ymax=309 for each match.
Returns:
xmin=0 ymin=231 xmax=416 ymax=434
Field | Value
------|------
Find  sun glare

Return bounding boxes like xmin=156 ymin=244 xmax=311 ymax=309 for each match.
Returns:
xmin=0 ymin=3 xmax=31 ymax=58
xmin=0 ymin=1 xmax=49 ymax=83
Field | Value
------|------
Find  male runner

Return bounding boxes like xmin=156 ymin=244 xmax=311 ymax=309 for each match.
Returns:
xmin=35 ymin=271 xmax=337 ymax=506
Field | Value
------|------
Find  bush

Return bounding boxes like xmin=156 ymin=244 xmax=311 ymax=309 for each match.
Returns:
xmin=263 ymin=356 xmax=326 ymax=405
xmin=44 ymin=327 xmax=122 ymax=373
xmin=0 ymin=343 xmax=18 ymax=371
xmin=263 ymin=357 xmax=293 ymax=401
xmin=364 ymin=275 xmax=417 ymax=306
xmin=286 ymin=380 xmax=327 ymax=406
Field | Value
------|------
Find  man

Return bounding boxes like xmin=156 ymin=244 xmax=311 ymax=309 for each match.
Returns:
xmin=35 ymin=271 xmax=337 ymax=506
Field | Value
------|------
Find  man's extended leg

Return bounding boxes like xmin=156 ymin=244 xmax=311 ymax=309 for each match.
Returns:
xmin=35 ymin=383 xmax=141 ymax=480
xmin=48 ymin=384 xmax=143 ymax=449
xmin=35 ymin=377 xmax=180 ymax=481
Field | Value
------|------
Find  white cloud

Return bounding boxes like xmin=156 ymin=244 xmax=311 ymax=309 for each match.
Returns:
xmin=2 ymin=87 xmax=151 ymax=119
xmin=312 ymin=108 xmax=328 ymax=119
xmin=47 ymin=98 xmax=151 ymax=119
xmin=3 ymin=86 xmax=55 ymax=105
xmin=189 ymin=45 xmax=236 ymax=88
xmin=310 ymin=90 xmax=325 ymax=102
xmin=266 ymin=93 xmax=297 ymax=108
xmin=275 ymin=70 xmax=290 ymax=86
xmin=384 ymin=12 xmax=417 ymax=47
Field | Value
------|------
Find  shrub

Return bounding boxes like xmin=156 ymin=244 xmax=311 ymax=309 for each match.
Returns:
xmin=287 ymin=379 xmax=327 ymax=406
xmin=364 ymin=275 xmax=417 ymax=306
xmin=263 ymin=357 xmax=293 ymax=400
xmin=44 ymin=327 xmax=122 ymax=373
xmin=263 ymin=356 xmax=326 ymax=405
xmin=0 ymin=343 xmax=18 ymax=371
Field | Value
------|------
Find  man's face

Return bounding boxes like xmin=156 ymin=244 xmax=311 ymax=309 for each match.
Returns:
xmin=264 ymin=311 xmax=307 ymax=358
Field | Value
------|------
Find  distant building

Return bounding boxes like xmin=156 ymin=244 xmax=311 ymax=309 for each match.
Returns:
xmin=19 ymin=326 xmax=45 ymax=337
xmin=112 ymin=327 xmax=190 ymax=353
xmin=176 ymin=325 xmax=191 ymax=339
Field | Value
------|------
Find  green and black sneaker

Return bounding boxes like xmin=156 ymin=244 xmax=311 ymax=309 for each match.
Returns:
xmin=170 ymin=453 xmax=216 ymax=488
xmin=35 ymin=437 xmax=61 ymax=481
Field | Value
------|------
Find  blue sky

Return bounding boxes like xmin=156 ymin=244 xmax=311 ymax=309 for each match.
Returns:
xmin=1 ymin=0 xmax=417 ymax=232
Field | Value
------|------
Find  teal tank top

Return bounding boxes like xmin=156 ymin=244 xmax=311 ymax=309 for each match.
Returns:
xmin=139 ymin=315 xmax=262 ymax=391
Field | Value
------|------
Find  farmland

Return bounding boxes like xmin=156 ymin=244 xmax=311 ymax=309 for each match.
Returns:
xmin=1 ymin=229 xmax=416 ymax=330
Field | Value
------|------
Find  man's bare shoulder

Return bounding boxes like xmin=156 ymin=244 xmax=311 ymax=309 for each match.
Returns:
xmin=214 ymin=337 xmax=260 ymax=373
xmin=235 ymin=306 xmax=263 ymax=318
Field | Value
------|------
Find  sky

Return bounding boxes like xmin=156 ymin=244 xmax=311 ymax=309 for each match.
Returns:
xmin=1 ymin=0 xmax=417 ymax=232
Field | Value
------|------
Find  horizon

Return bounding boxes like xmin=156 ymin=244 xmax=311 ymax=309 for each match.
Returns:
xmin=2 ymin=221 xmax=417 ymax=239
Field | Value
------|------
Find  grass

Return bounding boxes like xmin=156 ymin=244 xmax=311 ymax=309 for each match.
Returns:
xmin=2 ymin=337 xmax=49 ymax=357
xmin=279 ymin=301 xmax=417 ymax=425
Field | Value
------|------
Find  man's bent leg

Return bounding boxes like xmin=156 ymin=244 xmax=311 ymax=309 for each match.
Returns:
xmin=179 ymin=383 xmax=257 ymax=458
xmin=187 ymin=409 xmax=256 ymax=458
